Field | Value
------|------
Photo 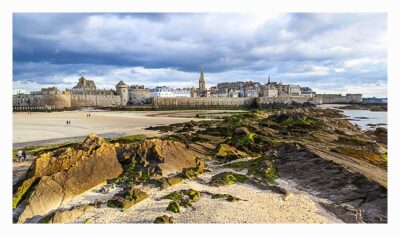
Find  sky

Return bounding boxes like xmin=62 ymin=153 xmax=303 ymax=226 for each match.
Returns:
xmin=13 ymin=13 xmax=387 ymax=97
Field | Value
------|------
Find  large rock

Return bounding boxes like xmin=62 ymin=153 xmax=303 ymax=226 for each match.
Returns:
xmin=120 ymin=139 xmax=198 ymax=177
xmin=16 ymin=133 xmax=123 ymax=223
xmin=39 ymin=204 xmax=95 ymax=224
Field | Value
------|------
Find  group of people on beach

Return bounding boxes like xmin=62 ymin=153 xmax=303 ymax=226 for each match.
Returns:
xmin=66 ymin=113 xmax=91 ymax=125
xmin=16 ymin=150 xmax=28 ymax=162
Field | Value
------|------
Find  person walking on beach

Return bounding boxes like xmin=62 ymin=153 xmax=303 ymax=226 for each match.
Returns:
xmin=16 ymin=150 xmax=23 ymax=162
xmin=22 ymin=150 xmax=28 ymax=162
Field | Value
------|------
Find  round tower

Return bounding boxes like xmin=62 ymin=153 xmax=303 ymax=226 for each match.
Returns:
xmin=116 ymin=80 xmax=129 ymax=106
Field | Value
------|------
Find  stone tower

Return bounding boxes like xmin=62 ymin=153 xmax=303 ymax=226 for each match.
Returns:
xmin=199 ymin=65 xmax=205 ymax=92
xmin=116 ymin=80 xmax=129 ymax=106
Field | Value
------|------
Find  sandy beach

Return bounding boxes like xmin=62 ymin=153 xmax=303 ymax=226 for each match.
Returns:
xmin=13 ymin=110 xmax=238 ymax=147
xmin=67 ymin=163 xmax=340 ymax=224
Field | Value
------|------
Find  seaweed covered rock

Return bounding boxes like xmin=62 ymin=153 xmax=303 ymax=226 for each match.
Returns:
xmin=160 ymin=176 xmax=183 ymax=190
xmin=215 ymin=144 xmax=249 ymax=160
xmin=331 ymin=146 xmax=387 ymax=169
xmin=209 ymin=172 xmax=247 ymax=186
xmin=127 ymin=139 xmax=198 ymax=177
xmin=166 ymin=201 xmax=180 ymax=213
xmin=154 ymin=215 xmax=174 ymax=224
xmin=201 ymin=191 xmax=243 ymax=202
xmin=114 ymin=139 xmax=201 ymax=186
xmin=235 ymin=127 xmax=251 ymax=136
xmin=224 ymin=156 xmax=278 ymax=186
xmin=16 ymin=133 xmax=123 ymax=223
xmin=39 ymin=204 xmax=95 ymax=224
xmin=162 ymin=189 xmax=201 ymax=211
xmin=107 ymin=187 xmax=148 ymax=210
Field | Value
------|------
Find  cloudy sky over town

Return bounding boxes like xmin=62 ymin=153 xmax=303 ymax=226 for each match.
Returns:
xmin=13 ymin=13 xmax=387 ymax=97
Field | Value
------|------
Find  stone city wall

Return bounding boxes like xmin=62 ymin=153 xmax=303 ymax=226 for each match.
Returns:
xmin=70 ymin=94 xmax=121 ymax=107
xmin=150 ymin=97 xmax=256 ymax=108
xmin=13 ymin=94 xmax=72 ymax=108
xmin=256 ymin=96 xmax=323 ymax=107
xmin=315 ymin=94 xmax=353 ymax=104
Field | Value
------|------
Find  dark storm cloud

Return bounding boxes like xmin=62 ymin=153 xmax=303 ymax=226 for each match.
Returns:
xmin=13 ymin=13 xmax=387 ymax=96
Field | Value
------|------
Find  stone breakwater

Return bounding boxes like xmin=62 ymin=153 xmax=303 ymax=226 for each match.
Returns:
xmin=13 ymin=108 xmax=387 ymax=223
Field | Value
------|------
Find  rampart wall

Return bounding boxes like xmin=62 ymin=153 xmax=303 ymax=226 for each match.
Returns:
xmin=150 ymin=97 xmax=256 ymax=108
xmin=70 ymin=94 xmax=121 ymax=107
xmin=256 ymin=96 xmax=323 ymax=108
xmin=13 ymin=94 xmax=71 ymax=108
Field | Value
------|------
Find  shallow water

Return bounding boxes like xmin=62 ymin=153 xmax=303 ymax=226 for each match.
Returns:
xmin=340 ymin=109 xmax=387 ymax=130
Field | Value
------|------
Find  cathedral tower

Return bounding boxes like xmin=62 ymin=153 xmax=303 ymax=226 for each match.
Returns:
xmin=199 ymin=65 xmax=205 ymax=92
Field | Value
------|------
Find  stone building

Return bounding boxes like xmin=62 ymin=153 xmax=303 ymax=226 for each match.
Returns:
xmin=128 ymin=85 xmax=150 ymax=104
xmin=149 ymin=86 xmax=191 ymax=98
xmin=73 ymin=76 xmax=97 ymax=90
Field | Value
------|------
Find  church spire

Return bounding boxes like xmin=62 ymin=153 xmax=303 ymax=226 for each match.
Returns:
xmin=200 ymin=64 xmax=205 ymax=82
xmin=199 ymin=64 xmax=205 ymax=92
xmin=268 ymin=75 xmax=270 ymax=84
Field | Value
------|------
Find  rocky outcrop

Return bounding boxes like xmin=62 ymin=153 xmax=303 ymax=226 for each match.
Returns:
xmin=365 ymin=127 xmax=387 ymax=145
xmin=117 ymin=139 xmax=198 ymax=177
xmin=215 ymin=144 xmax=249 ymax=160
xmin=39 ymin=204 xmax=95 ymax=223
xmin=274 ymin=143 xmax=387 ymax=223
xmin=107 ymin=187 xmax=148 ymax=210
xmin=15 ymin=134 xmax=123 ymax=223
xmin=209 ymin=172 xmax=248 ymax=186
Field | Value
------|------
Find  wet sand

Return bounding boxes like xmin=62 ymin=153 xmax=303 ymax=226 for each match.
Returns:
xmin=13 ymin=110 xmax=238 ymax=147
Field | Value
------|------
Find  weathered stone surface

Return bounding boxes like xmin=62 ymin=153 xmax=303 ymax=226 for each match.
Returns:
xmin=154 ymin=215 xmax=174 ymax=223
xmin=366 ymin=127 xmax=387 ymax=145
xmin=107 ymin=187 xmax=148 ymax=210
xmin=166 ymin=201 xmax=180 ymax=213
xmin=234 ymin=127 xmax=251 ymax=136
xmin=215 ymin=144 xmax=249 ymax=160
xmin=160 ymin=176 xmax=183 ymax=190
xmin=209 ymin=172 xmax=248 ymax=186
xmin=274 ymin=143 xmax=387 ymax=223
xmin=39 ymin=204 xmax=95 ymax=224
xmin=17 ymin=133 xmax=123 ymax=223
xmin=130 ymin=139 xmax=198 ymax=176
xmin=12 ymin=177 xmax=38 ymax=209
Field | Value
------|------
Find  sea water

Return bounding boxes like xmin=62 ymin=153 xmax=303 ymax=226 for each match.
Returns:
xmin=340 ymin=109 xmax=387 ymax=130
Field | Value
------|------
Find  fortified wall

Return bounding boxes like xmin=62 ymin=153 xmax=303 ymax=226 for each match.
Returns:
xmin=150 ymin=97 xmax=256 ymax=108
xmin=316 ymin=94 xmax=363 ymax=104
xmin=13 ymin=93 xmax=72 ymax=108
xmin=255 ymin=96 xmax=323 ymax=108
xmin=70 ymin=94 xmax=121 ymax=107
xmin=149 ymin=96 xmax=323 ymax=109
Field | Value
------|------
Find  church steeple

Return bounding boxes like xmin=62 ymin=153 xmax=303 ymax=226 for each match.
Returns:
xmin=199 ymin=64 xmax=205 ymax=91
xmin=268 ymin=75 xmax=271 ymax=84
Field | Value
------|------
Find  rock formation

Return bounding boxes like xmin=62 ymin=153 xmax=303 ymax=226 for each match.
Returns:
xmin=15 ymin=133 xmax=123 ymax=223
xmin=39 ymin=204 xmax=95 ymax=224
xmin=116 ymin=139 xmax=198 ymax=177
